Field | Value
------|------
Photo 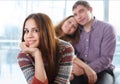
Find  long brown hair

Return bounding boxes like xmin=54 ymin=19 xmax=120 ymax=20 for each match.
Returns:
xmin=22 ymin=13 xmax=59 ymax=83
xmin=55 ymin=15 xmax=80 ymax=45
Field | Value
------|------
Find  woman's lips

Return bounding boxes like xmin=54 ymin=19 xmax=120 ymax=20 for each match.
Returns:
xmin=27 ymin=40 xmax=35 ymax=45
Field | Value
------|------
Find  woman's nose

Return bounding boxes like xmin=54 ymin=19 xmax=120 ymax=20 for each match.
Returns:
xmin=68 ymin=23 xmax=73 ymax=28
xmin=78 ymin=15 xmax=82 ymax=19
xmin=69 ymin=23 xmax=74 ymax=28
xmin=27 ymin=31 xmax=33 ymax=38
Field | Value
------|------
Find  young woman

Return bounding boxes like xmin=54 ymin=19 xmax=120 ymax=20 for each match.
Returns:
xmin=17 ymin=13 xmax=75 ymax=84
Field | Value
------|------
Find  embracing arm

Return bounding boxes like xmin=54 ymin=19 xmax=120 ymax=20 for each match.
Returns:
xmin=73 ymin=57 xmax=97 ymax=84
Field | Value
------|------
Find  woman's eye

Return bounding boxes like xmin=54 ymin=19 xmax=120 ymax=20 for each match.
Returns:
xmin=24 ymin=29 xmax=29 ymax=33
xmin=34 ymin=29 xmax=39 ymax=32
xmin=68 ymin=21 xmax=71 ymax=24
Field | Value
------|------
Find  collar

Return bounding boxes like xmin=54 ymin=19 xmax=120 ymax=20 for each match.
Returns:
xmin=79 ymin=17 xmax=98 ymax=32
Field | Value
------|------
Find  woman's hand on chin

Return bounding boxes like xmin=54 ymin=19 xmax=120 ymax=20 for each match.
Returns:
xmin=20 ymin=42 xmax=41 ymax=58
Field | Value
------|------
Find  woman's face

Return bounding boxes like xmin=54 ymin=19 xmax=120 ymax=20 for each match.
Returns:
xmin=24 ymin=18 xmax=40 ymax=48
xmin=61 ymin=17 xmax=78 ymax=35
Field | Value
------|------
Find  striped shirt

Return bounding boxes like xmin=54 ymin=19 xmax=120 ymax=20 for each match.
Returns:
xmin=17 ymin=40 xmax=74 ymax=84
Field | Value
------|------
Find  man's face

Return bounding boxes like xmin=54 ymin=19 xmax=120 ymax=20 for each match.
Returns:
xmin=73 ymin=5 xmax=92 ymax=26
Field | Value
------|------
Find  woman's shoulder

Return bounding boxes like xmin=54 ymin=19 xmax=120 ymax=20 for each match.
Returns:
xmin=58 ymin=39 xmax=72 ymax=47
xmin=58 ymin=39 xmax=74 ymax=52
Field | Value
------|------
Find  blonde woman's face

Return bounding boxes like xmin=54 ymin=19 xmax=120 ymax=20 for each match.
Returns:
xmin=24 ymin=19 xmax=40 ymax=48
xmin=62 ymin=17 xmax=78 ymax=35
